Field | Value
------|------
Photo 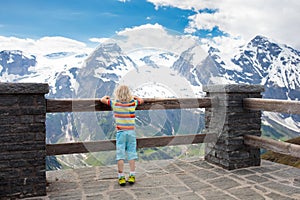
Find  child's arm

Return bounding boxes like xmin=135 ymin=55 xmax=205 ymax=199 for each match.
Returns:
xmin=101 ymin=95 xmax=111 ymax=105
xmin=134 ymin=96 xmax=144 ymax=105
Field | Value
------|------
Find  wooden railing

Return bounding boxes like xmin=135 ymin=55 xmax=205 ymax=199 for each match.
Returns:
xmin=244 ymin=135 xmax=300 ymax=158
xmin=243 ymin=98 xmax=300 ymax=115
xmin=46 ymin=98 xmax=212 ymax=112
xmin=46 ymin=97 xmax=300 ymax=159
xmin=46 ymin=134 xmax=217 ymax=155
xmin=46 ymin=98 xmax=213 ymax=155
xmin=243 ymin=98 xmax=300 ymax=158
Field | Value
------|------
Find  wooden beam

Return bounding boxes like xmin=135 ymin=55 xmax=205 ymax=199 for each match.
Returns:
xmin=46 ymin=140 xmax=116 ymax=156
xmin=46 ymin=133 xmax=216 ymax=156
xmin=46 ymin=99 xmax=110 ymax=113
xmin=46 ymin=98 xmax=212 ymax=113
xmin=244 ymin=135 xmax=300 ymax=158
xmin=137 ymin=133 xmax=217 ymax=148
xmin=243 ymin=98 xmax=300 ymax=115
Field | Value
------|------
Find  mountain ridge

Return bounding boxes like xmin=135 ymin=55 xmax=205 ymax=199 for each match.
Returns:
xmin=1 ymin=34 xmax=299 ymax=169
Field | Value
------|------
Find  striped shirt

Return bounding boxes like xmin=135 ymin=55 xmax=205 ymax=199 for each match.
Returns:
xmin=108 ymin=99 xmax=141 ymax=130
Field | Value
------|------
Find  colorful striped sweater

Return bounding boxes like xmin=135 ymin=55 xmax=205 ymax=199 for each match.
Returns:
xmin=108 ymin=99 xmax=142 ymax=130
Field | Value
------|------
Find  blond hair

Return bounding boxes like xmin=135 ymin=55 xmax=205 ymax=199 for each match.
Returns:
xmin=114 ymin=85 xmax=133 ymax=102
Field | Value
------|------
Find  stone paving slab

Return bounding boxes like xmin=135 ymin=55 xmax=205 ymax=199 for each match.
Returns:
xmin=25 ymin=158 xmax=300 ymax=200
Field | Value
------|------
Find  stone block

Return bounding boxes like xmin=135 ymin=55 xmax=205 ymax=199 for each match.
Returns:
xmin=0 ymin=95 xmax=18 ymax=106
xmin=0 ymin=83 xmax=48 ymax=199
xmin=204 ymin=84 xmax=263 ymax=170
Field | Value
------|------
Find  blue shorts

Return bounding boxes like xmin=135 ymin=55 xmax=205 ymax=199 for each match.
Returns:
xmin=116 ymin=130 xmax=138 ymax=161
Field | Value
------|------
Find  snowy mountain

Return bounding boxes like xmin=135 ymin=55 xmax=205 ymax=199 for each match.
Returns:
xmin=73 ymin=41 xmax=204 ymax=142
xmin=1 ymin=34 xmax=299 ymax=168
xmin=207 ymin=35 xmax=300 ymax=138
xmin=0 ymin=50 xmax=36 ymax=77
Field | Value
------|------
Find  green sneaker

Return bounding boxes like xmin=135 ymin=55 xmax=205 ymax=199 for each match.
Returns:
xmin=128 ymin=175 xmax=135 ymax=184
xmin=118 ymin=176 xmax=126 ymax=186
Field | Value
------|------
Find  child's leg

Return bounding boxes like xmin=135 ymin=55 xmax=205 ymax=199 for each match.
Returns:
xmin=126 ymin=130 xmax=138 ymax=177
xmin=116 ymin=131 xmax=126 ymax=180
xmin=129 ymin=159 xmax=135 ymax=173
xmin=118 ymin=159 xmax=125 ymax=174
xmin=117 ymin=159 xmax=126 ymax=186
xmin=126 ymin=131 xmax=138 ymax=161
xmin=128 ymin=159 xmax=136 ymax=184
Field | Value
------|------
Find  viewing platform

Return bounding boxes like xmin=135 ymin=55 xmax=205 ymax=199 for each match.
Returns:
xmin=1 ymin=83 xmax=300 ymax=199
xmin=30 ymin=157 xmax=300 ymax=200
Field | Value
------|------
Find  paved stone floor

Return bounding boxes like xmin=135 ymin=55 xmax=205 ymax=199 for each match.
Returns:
xmin=28 ymin=158 xmax=300 ymax=200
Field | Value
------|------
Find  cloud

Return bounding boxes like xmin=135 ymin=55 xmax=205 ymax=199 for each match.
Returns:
xmin=112 ymin=23 xmax=205 ymax=57
xmin=147 ymin=0 xmax=214 ymax=10
xmin=0 ymin=36 xmax=93 ymax=55
xmin=147 ymin=0 xmax=300 ymax=49
xmin=89 ymin=37 xmax=110 ymax=44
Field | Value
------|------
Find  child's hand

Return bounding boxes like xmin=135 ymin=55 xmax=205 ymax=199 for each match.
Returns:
xmin=101 ymin=95 xmax=110 ymax=105
xmin=133 ymin=96 xmax=144 ymax=104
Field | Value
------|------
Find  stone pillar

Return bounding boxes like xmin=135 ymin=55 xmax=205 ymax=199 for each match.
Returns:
xmin=203 ymin=84 xmax=264 ymax=170
xmin=0 ymin=83 xmax=49 ymax=199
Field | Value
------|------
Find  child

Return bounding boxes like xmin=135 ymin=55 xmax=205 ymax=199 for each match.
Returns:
xmin=101 ymin=85 xmax=144 ymax=186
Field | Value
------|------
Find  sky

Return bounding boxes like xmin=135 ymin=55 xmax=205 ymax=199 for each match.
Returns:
xmin=0 ymin=0 xmax=300 ymax=50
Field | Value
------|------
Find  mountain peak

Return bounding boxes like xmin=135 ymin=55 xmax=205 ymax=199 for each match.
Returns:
xmin=249 ymin=35 xmax=273 ymax=48
xmin=247 ymin=35 xmax=282 ymax=58
xmin=251 ymin=35 xmax=269 ymax=43
xmin=95 ymin=43 xmax=122 ymax=53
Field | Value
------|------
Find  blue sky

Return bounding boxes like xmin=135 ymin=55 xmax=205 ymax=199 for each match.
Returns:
xmin=1 ymin=0 xmax=300 ymax=49
xmin=0 ymin=0 xmax=199 ymax=44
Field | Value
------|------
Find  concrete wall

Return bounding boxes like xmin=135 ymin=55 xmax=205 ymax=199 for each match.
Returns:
xmin=0 ymin=83 xmax=49 ymax=199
